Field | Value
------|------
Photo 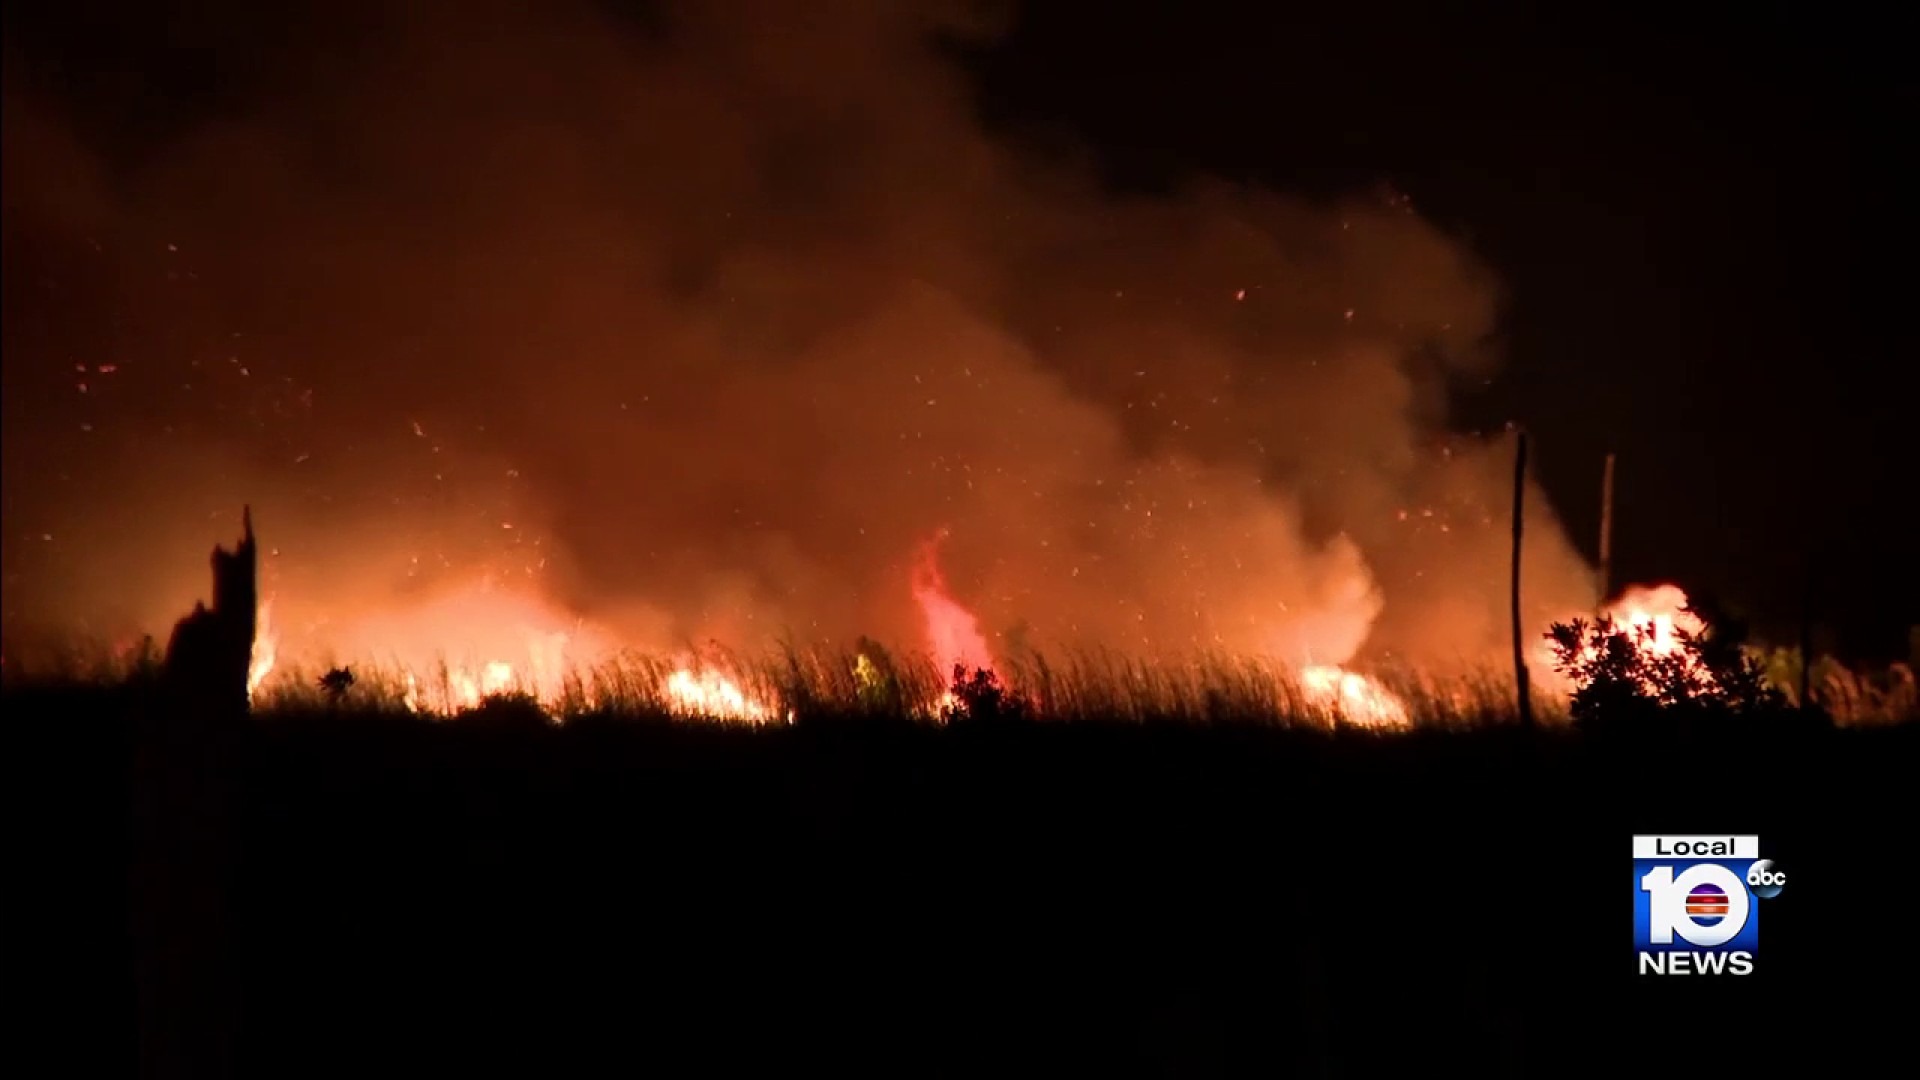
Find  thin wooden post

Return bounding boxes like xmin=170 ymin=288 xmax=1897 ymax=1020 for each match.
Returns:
xmin=1512 ymin=432 xmax=1533 ymax=729
xmin=1798 ymin=557 xmax=1814 ymax=711
xmin=1597 ymin=452 xmax=1616 ymax=613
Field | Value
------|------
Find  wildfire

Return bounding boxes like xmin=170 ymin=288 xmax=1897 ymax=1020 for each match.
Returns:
xmin=1299 ymin=665 xmax=1410 ymax=729
xmin=228 ymin=535 xmax=1442 ymax=730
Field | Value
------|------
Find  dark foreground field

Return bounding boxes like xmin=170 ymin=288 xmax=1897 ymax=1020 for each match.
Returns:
xmin=10 ymin=686 xmax=1917 ymax=1078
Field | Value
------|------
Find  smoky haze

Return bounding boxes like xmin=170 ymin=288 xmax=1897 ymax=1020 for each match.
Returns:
xmin=2 ymin=0 xmax=1600 ymax=676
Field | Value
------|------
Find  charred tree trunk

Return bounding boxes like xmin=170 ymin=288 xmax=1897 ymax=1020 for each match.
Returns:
xmin=134 ymin=507 xmax=256 ymax=1079
xmin=161 ymin=506 xmax=258 ymax=715
xmin=1511 ymin=434 xmax=1534 ymax=729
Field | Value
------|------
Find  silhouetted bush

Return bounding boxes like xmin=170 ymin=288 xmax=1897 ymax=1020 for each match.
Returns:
xmin=316 ymin=667 xmax=357 ymax=703
xmin=1545 ymin=599 xmax=1810 ymax=735
xmin=452 ymin=691 xmax=552 ymax=731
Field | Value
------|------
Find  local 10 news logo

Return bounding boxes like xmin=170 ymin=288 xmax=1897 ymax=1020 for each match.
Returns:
xmin=1633 ymin=835 xmax=1786 ymax=975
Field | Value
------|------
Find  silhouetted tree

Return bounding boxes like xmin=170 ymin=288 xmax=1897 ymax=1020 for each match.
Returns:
xmin=941 ymin=664 xmax=1031 ymax=727
xmin=139 ymin=506 xmax=258 ymax=1080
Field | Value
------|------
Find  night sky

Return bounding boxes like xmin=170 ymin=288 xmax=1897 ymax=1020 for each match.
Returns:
xmin=4 ymin=0 xmax=1913 ymax=662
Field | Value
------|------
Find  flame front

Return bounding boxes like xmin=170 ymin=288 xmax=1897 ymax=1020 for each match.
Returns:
xmin=227 ymin=542 xmax=1643 ymax=730
xmin=242 ymin=577 xmax=802 ymax=722
xmin=662 ymin=667 xmax=781 ymax=723
xmin=1299 ymin=664 xmax=1410 ymax=729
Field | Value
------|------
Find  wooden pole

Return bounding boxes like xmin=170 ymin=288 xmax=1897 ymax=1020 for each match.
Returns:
xmin=1597 ymin=452 xmax=1616 ymax=613
xmin=1798 ymin=556 xmax=1814 ymax=711
xmin=1511 ymin=431 xmax=1533 ymax=729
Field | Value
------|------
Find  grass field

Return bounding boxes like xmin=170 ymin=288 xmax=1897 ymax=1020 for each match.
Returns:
xmin=8 ymin=663 xmax=1916 ymax=1077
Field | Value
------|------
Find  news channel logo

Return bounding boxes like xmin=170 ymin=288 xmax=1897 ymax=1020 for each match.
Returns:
xmin=1632 ymin=835 xmax=1787 ymax=975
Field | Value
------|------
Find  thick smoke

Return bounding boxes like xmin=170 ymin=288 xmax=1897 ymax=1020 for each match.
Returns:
xmin=1 ymin=0 xmax=1599 ymax=676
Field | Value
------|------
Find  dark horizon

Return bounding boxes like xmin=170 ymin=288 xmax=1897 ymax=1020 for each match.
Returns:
xmin=4 ymin=0 xmax=1913 ymax=664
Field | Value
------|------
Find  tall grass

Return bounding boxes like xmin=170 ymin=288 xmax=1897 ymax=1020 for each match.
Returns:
xmin=1751 ymin=646 xmax=1917 ymax=726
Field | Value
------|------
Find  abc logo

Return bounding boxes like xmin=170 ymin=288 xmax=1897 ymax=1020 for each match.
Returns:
xmin=1747 ymin=858 xmax=1787 ymax=899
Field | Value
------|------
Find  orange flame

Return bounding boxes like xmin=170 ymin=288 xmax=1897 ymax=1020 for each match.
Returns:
xmin=1598 ymin=583 xmax=1702 ymax=660
xmin=1299 ymin=664 xmax=1410 ymax=729
xmin=248 ymin=598 xmax=278 ymax=702
xmin=400 ymin=658 xmax=526 ymax=713
xmin=662 ymin=666 xmax=783 ymax=723
xmin=912 ymin=531 xmax=992 ymax=680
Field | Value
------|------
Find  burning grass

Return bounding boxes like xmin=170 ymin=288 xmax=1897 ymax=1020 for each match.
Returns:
xmin=9 ymin=568 xmax=1909 ymax=729
xmin=20 ymin=641 xmax=1529 ymax=730
xmin=6 ymin=633 xmax=1528 ymax=727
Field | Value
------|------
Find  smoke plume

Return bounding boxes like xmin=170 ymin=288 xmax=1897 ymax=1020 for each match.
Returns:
xmin=2 ymin=0 xmax=1599 ymax=676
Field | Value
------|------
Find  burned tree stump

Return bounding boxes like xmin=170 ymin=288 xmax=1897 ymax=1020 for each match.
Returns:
xmin=134 ymin=507 xmax=258 ymax=1080
xmin=161 ymin=507 xmax=259 ymax=716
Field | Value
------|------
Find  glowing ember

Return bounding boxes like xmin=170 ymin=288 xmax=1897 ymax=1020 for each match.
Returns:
xmin=1299 ymin=665 xmax=1410 ymax=728
xmin=248 ymin=598 xmax=278 ymax=702
xmin=662 ymin=667 xmax=780 ymax=723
